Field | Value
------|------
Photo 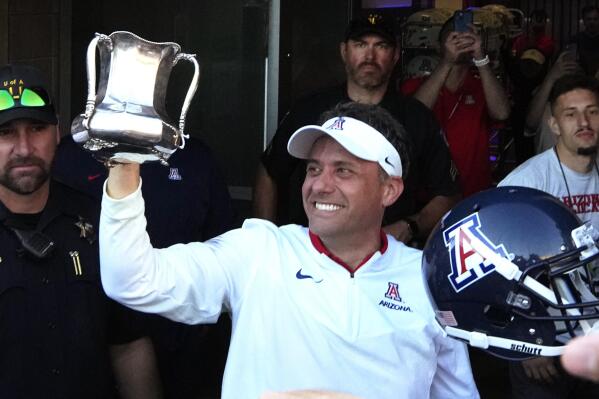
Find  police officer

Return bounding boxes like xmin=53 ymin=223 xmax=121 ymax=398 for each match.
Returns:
xmin=0 ymin=64 xmax=161 ymax=398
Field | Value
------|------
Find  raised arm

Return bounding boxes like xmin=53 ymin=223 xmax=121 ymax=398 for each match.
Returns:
xmin=100 ymin=165 xmax=257 ymax=325
xmin=526 ymin=52 xmax=580 ymax=130
xmin=413 ymin=31 xmax=469 ymax=108
xmin=477 ymin=61 xmax=510 ymax=121
xmin=106 ymin=163 xmax=141 ymax=199
xmin=461 ymin=30 xmax=510 ymax=121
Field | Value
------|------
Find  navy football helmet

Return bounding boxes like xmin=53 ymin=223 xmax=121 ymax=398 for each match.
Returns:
xmin=423 ymin=186 xmax=599 ymax=360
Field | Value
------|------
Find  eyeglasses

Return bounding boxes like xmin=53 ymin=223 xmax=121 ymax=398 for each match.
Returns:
xmin=0 ymin=88 xmax=47 ymax=111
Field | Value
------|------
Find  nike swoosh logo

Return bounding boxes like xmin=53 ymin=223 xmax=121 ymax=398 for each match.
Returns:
xmin=384 ymin=157 xmax=394 ymax=168
xmin=296 ymin=268 xmax=323 ymax=283
xmin=87 ymin=173 xmax=102 ymax=181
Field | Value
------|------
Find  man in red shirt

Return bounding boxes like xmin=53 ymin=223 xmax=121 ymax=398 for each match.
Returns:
xmin=401 ymin=15 xmax=510 ymax=197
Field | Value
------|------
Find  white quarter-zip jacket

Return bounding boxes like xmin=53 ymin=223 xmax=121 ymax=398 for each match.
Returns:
xmin=100 ymin=183 xmax=479 ymax=399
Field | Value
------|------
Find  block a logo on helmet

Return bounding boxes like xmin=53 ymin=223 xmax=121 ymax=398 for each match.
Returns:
xmin=422 ymin=186 xmax=599 ymax=361
xmin=443 ymin=212 xmax=510 ymax=293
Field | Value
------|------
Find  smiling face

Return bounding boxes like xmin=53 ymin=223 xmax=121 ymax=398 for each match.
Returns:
xmin=340 ymin=34 xmax=398 ymax=91
xmin=302 ymin=136 xmax=402 ymax=242
xmin=550 ymin=88 xmax=599 ymax=157
xmin=0 ymin=118 xmax=59 ymax=197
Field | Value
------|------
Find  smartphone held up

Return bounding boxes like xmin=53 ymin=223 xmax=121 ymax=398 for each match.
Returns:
xmin=453 ymin=10 xmax=473 ymax=33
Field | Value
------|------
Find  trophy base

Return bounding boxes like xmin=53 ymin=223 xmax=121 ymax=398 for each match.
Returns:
xmin=111 ymin=152 xmax=166 ymax=165
xmin=88 ymin=142 xmax=175 ymax=167
xmin=71 ymin=115 xmax=176 ymax=166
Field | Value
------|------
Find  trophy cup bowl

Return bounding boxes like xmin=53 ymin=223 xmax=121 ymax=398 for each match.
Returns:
xmin=72 ymin=31 xmax=200 ymax=165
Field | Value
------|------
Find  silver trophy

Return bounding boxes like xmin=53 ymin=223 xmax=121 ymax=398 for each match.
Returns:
xmin=71 ymin=31 xmax=200 ymax=165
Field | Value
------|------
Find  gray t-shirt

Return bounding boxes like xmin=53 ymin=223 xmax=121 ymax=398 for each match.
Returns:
xmin=499 ymin=148 xmax=599 ymax=229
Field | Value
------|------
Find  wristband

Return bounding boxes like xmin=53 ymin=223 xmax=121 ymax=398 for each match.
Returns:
xmin=472 ymin=55 xmax=490 ymax=67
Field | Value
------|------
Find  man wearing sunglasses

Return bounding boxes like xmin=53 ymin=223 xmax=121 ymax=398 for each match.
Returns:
xmin=0 ymin=64 xmax=161 ymax=398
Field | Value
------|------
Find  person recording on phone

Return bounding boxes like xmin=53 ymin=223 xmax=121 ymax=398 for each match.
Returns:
xmin=524 ymin=50 xmax=582 ymax=154
xmin=401 ymin=10 xmax=510 ymax=197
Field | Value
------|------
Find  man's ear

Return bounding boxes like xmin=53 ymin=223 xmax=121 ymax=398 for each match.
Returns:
xmin=382 ymin=176 xmax=404 ymax=207
xmin=548 ymin=115 xmax=561 ymax=137
xmin=340 ymin=41 xmax=347 ymax=64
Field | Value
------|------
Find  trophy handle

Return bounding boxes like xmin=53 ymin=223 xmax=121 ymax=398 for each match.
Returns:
xmin=173 ymin=53 xmax=200 ymax=149
xmin=82 ymin=33 xmax=112 ymax=129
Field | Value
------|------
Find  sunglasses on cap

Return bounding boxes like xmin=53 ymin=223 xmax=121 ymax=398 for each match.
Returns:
xmin=0 ymin=87 xmax=48 ymax=111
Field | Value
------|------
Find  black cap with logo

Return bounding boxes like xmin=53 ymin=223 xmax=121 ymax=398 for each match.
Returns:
xmin=344 ymin=15 xmax=396 ymax=45
xmin=0 ymin=64 xmax=57 ymax=126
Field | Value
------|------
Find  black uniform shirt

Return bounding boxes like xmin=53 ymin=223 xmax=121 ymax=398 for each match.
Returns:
xmin=0 ymin=180 xmax=143 ymax=399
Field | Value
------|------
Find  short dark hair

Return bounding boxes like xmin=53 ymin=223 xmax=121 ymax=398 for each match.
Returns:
xmin=582 ymin=5 xmax=599 ymax=19
xmin=439 ymin=17 xmax=454 ymax=45
xmin=318 ymin=102 xmax=410 ymax=178
xmin=548 ymin=74 xmax=599 ymax=114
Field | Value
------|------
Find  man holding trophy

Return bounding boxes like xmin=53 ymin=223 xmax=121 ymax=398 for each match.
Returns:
xmin=69 ymin=31 xmax=477 ymax=397
xmin=58 ymin=31 xmax=234 ymax=398
xmin=97 ymin=100 xmax=479 ymax=399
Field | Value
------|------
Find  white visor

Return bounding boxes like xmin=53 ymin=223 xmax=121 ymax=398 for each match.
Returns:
xmin=287 ymin=116 xmax=402 ymax=177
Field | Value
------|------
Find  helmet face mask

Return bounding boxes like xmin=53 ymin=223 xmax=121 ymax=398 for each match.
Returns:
xmin=422 ymin=186 xmax=599 ymax=360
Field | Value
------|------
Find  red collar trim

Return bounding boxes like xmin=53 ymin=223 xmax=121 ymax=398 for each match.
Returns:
xmin=308 ymin=230 xmax=388 ymax=274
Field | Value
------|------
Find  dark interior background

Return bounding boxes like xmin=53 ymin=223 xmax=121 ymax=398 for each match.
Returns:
xmin=1 ymin=0 xmax=598 ymax=218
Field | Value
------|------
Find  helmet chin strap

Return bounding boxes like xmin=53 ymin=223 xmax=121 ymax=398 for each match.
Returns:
xmin=444 ymin=326 xmax=565 ymax=357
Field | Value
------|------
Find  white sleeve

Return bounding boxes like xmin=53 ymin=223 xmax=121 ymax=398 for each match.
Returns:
xmin=99 ymin=180 xmax=258 ymax=325
xmin=430 ymin=334 xmax=480 ymax=399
